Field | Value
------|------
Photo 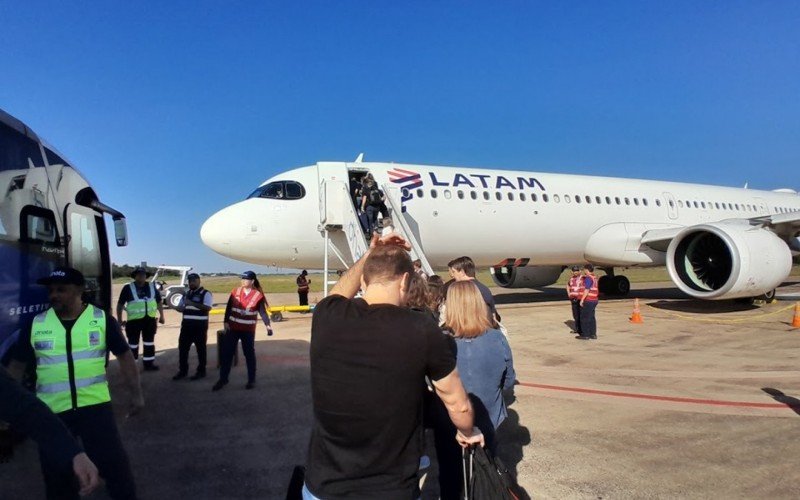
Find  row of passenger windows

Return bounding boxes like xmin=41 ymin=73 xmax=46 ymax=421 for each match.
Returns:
xmin=402 ymin=187 xmax=799 ymax=213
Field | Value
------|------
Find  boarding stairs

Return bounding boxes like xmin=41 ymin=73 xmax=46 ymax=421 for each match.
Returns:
xmin=318 ymin=178 xmax=434 ymax=296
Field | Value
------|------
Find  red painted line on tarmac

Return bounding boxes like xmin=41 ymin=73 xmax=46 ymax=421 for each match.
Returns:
xmin=517 ymin=382 xmax=798 ymax=409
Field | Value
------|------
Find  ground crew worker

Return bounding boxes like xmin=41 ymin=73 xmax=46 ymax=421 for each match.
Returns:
xmin=213 ymin=271 xmax=273 ymax=391
xmin=6 ymin=267 xmax=143 ymax=499
xmin=116 ymin=266 xmax=165 ymax=371
xmin=297 ymin=270 xmax=311 ymax=307
xmin=576 ymin=264 xmax=599 ymax=340
xmin=173 ymin=273 xmax=213 ymax=381
xmin=566 ymin=266 xmax=583 ymax=335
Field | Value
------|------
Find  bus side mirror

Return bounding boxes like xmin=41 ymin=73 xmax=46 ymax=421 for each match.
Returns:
xmin=113 ymin=217 xmax=128 ymax=247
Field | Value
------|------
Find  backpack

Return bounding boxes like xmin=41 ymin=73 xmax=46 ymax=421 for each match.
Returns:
xmin=368 ymin=187 xmax=383 ymax=205
xmin=463 ymin=446 xmax=526 ymax=499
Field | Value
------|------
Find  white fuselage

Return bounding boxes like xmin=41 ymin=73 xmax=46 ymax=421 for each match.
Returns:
xmin=201 ymin=162 xmax=800 ymax=270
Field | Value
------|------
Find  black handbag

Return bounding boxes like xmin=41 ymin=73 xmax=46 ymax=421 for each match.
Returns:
xmin=463 ymin=446 xmax=525 ymax=500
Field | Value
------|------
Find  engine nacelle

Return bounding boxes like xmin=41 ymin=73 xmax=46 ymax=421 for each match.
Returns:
xmin=666 ymin=222 xmax=792 ymax=300
xmin=490 ymin=265 xmax=563 ymax=288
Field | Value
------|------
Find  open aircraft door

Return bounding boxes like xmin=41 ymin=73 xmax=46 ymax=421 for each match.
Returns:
xmin=663 ymin=192 xmax=678 ymax=220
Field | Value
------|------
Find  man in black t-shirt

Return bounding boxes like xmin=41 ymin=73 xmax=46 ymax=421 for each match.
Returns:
xmin=305 ymin=234 xmax=483 ymax=499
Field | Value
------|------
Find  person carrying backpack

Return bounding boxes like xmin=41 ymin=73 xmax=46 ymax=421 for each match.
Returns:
xmin=360 ymin=178 xmax=385 ymax=236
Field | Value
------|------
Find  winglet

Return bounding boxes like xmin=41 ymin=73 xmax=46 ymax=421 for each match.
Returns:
xmin=354 ymin=153 xmax=364 ymax=163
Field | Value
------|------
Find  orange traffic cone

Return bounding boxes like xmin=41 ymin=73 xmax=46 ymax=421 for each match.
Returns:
xmin=630 ymin=298 xmax=644 ymax=324
xmin=792 ymin=303 xmax=800 ymax=329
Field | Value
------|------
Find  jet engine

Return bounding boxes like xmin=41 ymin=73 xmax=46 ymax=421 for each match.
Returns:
xmin=490 ymin=265 xmax=563 ymax=288
xmin=666 ymin=222 xmax=792 ymax=300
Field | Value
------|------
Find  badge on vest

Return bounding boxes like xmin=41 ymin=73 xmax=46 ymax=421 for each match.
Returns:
xmin=88 ymin=331 xmax=101 ymax=346
xmin=34 ymin=340 xmax=54 ymax=350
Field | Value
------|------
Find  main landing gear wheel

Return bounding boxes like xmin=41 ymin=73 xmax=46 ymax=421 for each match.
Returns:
xmin=598 ymin=275 xmax=612 ymax=294
xmin=612 ymin=275 xmax=631 ymax=296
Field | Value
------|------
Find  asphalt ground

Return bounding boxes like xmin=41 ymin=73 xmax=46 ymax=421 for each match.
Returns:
xmin=2 ymin=280 xmax=800 ymax=499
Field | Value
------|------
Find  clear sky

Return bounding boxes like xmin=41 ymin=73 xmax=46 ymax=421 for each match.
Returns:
xmin=2 ymin=1 xmax=798 ymax=272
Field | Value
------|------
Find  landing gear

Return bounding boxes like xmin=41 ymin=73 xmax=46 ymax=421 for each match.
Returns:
xmin=598 ymin=269 xmax=630 ymax=296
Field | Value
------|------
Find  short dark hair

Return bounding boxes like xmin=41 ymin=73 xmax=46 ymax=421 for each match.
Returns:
xmin=583 ymin=264 xmax=594 ymax=272
xmin=363 ymin=246 xmax=413 ymax=285
xmin=447 ymin=256 xmax=476 ymax=278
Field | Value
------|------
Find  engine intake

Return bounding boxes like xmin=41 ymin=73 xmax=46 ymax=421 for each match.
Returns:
xmin=666 ymin=222 xmax=792 ymax=299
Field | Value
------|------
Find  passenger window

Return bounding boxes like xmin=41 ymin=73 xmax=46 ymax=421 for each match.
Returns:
xmin=470 ymin=191 xmax=477 ymax=200
xmin=633 ymin=198 xmax=639 ymax=206
xmin=417 ymin=189 xmax=424 ymax=198
xmin=508 ymin=192 xmax=515 ymax=201
xmin=444 ymin=190 xmax=452 ymax=200
xmin=565 ymin=195 xmax=571 ymax=203
xmin=519 ymin=193 xmax=526 ymax=201
xmin=575 ymin=196 xmax=581 ymax=204
xmin=430 ymin=189 xmax=438 ymax=199
xmin=595 ymin=196 xmax=602 ymax=204
xmin=531 ymin=193 xmax=538 ymax=202
xmin=624 ymin=197 xmax=630 ymax=206
xmin=457 ymin=190 xmax=464 ymax=200
xmin=542 ymin=194 xmax=549 ymax=202
xmin=495 ymin=192 xmax=502 ymax=201
xmin=585 ymin=195 xmax=591 ymax=204
xmin=402 ymin=188 xmax=409 ymax=198
xmin=605 ymin=196 xmax=611 ymax=204
xmin=483 ymin=192 xmax=490 ymax=200
xmin=693 ymin=201 xmax=699 ymax=208
xmin=700 ymin=202 xmax=705 ymax=209
xmin=656 ymin=199 xmax=662 ymax=207
xmin=642 ymin=199 xmax=648 ymax=207
xmin=553 ymin=194 xmax=561 ymax=203
xmin=668 ymin=200 xmax=674 ymax=207
xmin=615 ymin=197 xmax=621 ymax=205
xmin=678 ymin=200 xmax=684 ymax=208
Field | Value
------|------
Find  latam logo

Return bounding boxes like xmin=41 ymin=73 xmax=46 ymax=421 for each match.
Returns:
xmin=388 ymin=168 xmax=423 ymax=212
xmin=389 ymin=169 xmax=547 ymax=211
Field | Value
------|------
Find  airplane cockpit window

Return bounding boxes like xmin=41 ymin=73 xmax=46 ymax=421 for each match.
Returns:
xmin=247 ymin=181 xmax=305 ymax=200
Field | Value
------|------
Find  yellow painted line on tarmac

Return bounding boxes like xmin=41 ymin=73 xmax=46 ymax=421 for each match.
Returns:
xmin=209 ymin=305 xmax=313 ymax=315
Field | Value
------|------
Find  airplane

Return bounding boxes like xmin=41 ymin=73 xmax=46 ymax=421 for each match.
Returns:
xmin=200 ymin=158 xmax=800 ymax=301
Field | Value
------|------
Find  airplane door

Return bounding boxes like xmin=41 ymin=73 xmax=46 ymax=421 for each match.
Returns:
xmin=316 ymin=162 xmax=349 ymax=225
xmin=663 ymin=192 xmax=678 ymax=220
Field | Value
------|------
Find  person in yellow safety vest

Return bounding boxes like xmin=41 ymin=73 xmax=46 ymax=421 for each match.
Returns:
xmin=566 ymin=266 xmax=583 ymax=336
xmin=116 ymin=266 xmax=165 ymax=371
xmin=576 ymin=264 xmax=600 ymax=340
xmin=6 ymin=267 xmax=144 ymax=499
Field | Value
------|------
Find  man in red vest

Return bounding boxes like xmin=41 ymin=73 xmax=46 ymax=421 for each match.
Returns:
xmin=565 ymin=266 xmax=583 ymax=335
xmin=576 ymin=264 xmax=599 ymax=340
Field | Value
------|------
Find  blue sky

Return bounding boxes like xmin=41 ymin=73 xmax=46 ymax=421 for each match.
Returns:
xmin=2 ymin=1 xmax=798 ymax=272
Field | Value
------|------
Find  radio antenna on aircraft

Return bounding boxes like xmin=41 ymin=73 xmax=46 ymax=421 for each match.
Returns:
xmin=354 ymin=153 xmax=364 ymax=163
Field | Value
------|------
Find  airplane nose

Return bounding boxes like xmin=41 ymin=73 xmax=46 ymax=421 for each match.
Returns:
xmin=201 ymin=202 xmax=255 ymax=259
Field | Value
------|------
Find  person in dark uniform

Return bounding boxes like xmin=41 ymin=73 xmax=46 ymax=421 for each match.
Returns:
xmin=566 ymin=266 xmax=583 ymax=335
xmin=173 ymin=273 xmax=213 ymax=381
xmin=116 ymin=266 xmax=165 ymax=371
xmin=5 ymin=267 xmax=143 ymax=499
xmin=213 ymin=271 xmax=273 ymax=391
xmin=296 ymin=270 xmax=311 ymax=307
xmin=1 ymin=367 xmax=101 ymax=496
xmin=576 ymin=264 xmax=600 ymax=340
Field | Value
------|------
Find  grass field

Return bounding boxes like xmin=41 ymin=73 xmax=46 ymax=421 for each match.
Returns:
xmin=115 ymin=264 xmax=800 ymax=294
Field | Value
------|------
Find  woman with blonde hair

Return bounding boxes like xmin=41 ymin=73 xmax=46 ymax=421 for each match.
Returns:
xmin=434 ymin=280 xmax=516 ymax=499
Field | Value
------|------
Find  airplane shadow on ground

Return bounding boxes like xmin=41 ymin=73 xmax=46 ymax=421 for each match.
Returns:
xmin=494 ymin=285 xmax=688 ymax=306
xmin=647 ymin=299 xmax=759 ymax=314
xmin=762 ymin=388 xmax=800 ymax=417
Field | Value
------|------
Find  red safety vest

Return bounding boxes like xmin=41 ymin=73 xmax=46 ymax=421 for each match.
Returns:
xmin=579 ymin=274 xmax=600 ymax=302
xmin=568 ymin=276 xmax=583 ymax=299
xmin=229 ymin=287 xmax=265 ymax=332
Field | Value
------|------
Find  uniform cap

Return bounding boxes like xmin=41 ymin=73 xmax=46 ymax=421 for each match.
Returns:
xmin=571 ymin=266 xmax=580 ymax=272
xmin=131 ymin=266 xmax=153 ymax=278
xmin=37 ymin=267 xmax=85 ymax=286
xmin=187 ymin=273 xmax=200 ymax=280
xmin=240 ymin=270 xmax=256 ymax=280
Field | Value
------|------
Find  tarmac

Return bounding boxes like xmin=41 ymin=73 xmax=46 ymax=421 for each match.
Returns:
xmin=2 ymin=280 xmax=800 ymax=499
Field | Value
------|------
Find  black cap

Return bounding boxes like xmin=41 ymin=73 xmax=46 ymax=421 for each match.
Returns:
xmin=571 ymin=266 xmax=580 ymax=272
xmin=187 ymin=273 xmax=200 ymax=280
xmin=130 ymin=266 xmax=152 ymax=278
xmin=240 ymin=270 xmax=256 ymax=280
xmin=37 ymin=267 xmax=86 ymax=286
xmin=583 ymin=264 xmax=594 ymax=272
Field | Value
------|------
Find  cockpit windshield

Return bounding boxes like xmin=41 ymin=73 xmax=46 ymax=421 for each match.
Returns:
xmin=247 ymin=181 xmax=306 ymax=200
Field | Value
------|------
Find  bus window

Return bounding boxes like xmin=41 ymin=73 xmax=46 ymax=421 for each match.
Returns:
xmin=21 ymin=207 xmax=59 ymax=244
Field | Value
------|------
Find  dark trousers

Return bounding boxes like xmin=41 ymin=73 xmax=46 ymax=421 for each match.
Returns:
xmin=39 ymin=403 xmax=136 ymax=500
xmin=126 ymin=317 xmax=157 ymax=365
xmin=178 ymin=320 xmax=208 ymax=375
xmin=571 ymin=299 xmax=582 ymax=334
xmin=365 ymin=205 xmax=380 ymax=234
xmin=219 ymin=330 xmax=256 ymax=383
xmin=580 ymin=301 xmax=598 ymax=337
xmin=298 ymin=291 xmax=309 ymax=306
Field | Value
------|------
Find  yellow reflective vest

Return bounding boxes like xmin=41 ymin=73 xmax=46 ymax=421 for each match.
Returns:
xmin=31 ymin=305 xmax=110 ymax=414
xmin=125 ymin=282 xmax=158 ymax=320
